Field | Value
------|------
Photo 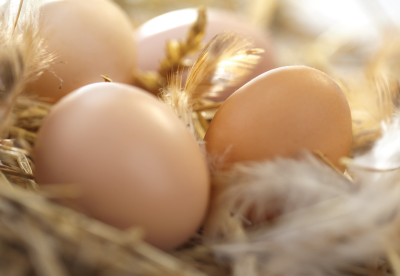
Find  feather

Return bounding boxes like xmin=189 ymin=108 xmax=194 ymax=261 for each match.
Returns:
xmin=203 ymin=151 xmax=400 ymax=276
xmin=203 ymin=113 xmax=400 ymax=275
xmin=161 ymin=32 xmax=263 ymax=139
xmin=210 ymin=186 xmax=400 ymax=276
xmin=204 ymin=153 xmax=354 ymax=240
xmin=351 ymin=117 xmax=400 ymax=171
xmin=0 ymin=0 xmax=53 ymax=135
xmin=184 ymin=32 xmax=263 ymax=101
xmin=337 ymin=73 xmax=400 ymax=154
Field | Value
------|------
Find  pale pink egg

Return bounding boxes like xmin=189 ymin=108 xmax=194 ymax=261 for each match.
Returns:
xmin=34 ymin=83 xmax=210 ymax=250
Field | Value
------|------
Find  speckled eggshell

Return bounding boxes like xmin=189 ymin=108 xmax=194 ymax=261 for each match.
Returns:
xmin=204 ymin=66 xmax=352 ymax=171
xmin=135 ymin=8 xmax=275 ymax=100
xmin=26 ymin=0 xmax=136 ymax=103
xmin=34 ymin=83 xmax=209 ymax=250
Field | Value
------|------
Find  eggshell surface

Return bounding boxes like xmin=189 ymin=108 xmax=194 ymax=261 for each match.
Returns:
xmin=34 ymin=83 xmax=209 ymax=250
xmin=26 ymin=0 xmax=136 ymax=103
xmin=135 ymin=8 xmax=275 ymax=100
xmin=204 ymin=66 xmax=352 ymax=171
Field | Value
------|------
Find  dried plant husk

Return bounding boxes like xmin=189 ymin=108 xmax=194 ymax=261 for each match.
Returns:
xmin=158 ymin=6 xmax=206 ymax=78
xmin=134 ymin=6 xmax=207 ymax=96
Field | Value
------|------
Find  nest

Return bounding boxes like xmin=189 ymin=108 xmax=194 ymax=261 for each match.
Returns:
xmin=2 ymin=1 xmax=400 ymax=276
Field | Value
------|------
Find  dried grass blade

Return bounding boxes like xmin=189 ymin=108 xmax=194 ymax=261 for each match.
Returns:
xmin=11 ymin=0 xmax=24 ymax=36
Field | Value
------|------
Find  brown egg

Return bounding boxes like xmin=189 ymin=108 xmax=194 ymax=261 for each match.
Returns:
xmin=204 ymin=66 xmax=352 ymax=171
xmin=135 ymin=8 xmax=275 ymax=100
xmin=26 ymin=0 xmax=136 ymax=103
xmin=34 ymin=83 xmax=209 ymax=250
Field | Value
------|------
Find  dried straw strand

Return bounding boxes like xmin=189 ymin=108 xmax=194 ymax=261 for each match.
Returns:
xmin=11 ymin=0 xmax=24 ymax=37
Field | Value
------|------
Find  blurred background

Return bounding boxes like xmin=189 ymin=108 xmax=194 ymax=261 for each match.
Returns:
xmin=113 ymin=0 xmax=400 ymax=77
xmin=2 ymin=0 xmax=397 ymax=85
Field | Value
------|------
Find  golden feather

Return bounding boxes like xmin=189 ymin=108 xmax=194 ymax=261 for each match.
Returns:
xmin=161 ymin=31 xmax=263 ymax=139
xmin=338 ymin=73 xmax=400 ymax=154
xmin=184 ymin=32 xmax=264 ymax=102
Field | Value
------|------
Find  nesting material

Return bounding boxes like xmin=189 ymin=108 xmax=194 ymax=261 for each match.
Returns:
xmin=134 ymin=7 xmax=207 ymax=96
xmin=161 ymin=31 xmax=263 ymax=140
xmin=2 ymin=1 xmax=400 ymax=276
xmin=338 ymin=74 xmax=400 ymax=155
xmin=0 ymin=0 xmax=53 ymax=135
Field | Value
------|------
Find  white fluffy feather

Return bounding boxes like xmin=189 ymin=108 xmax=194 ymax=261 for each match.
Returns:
xmin=352 ymin=117 xmax=400 ymax=171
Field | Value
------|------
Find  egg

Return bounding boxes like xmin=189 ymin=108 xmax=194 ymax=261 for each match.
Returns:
xmin=204 ymin=66 xmax=352 ymax=171
xmin=135 ymin=8 xmax=275 ymax=100
xmin=26 ymin=0 xmax=136 ymax=103
xmin=34 ymin=83 xmax=209 ymax=250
